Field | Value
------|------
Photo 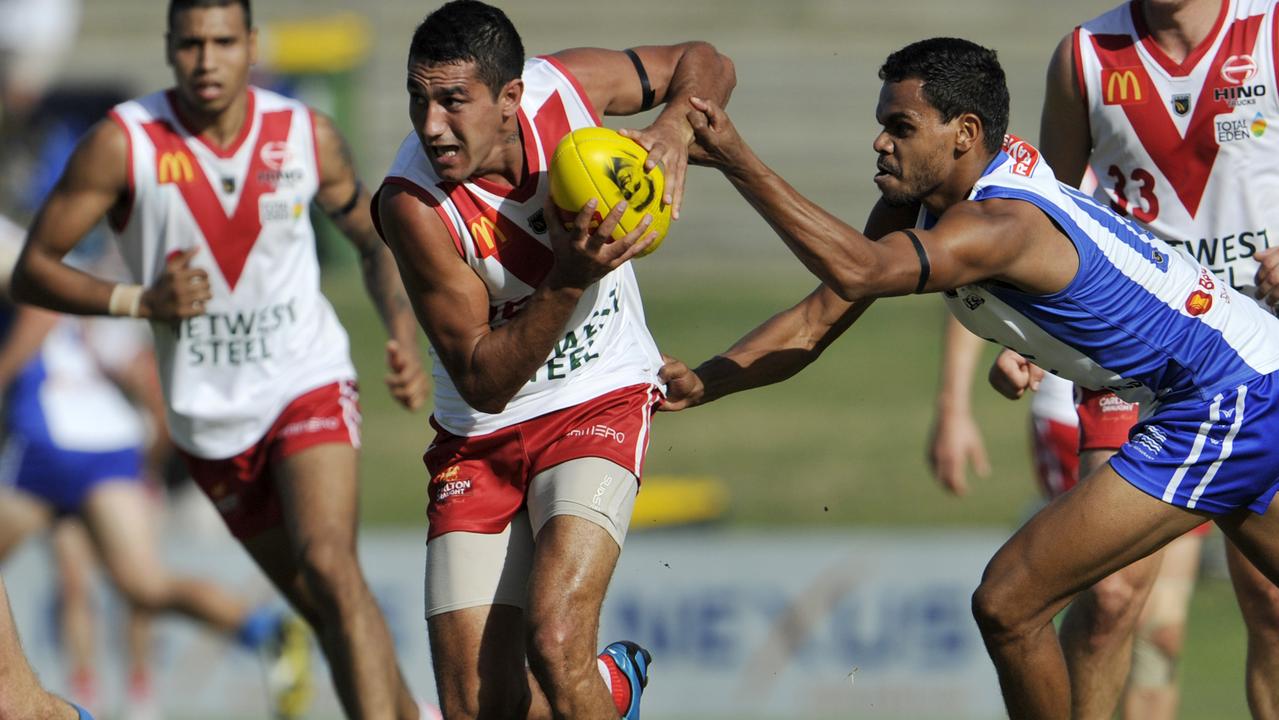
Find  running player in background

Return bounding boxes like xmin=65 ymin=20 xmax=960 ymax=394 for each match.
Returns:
xmin=660 ymin=35 xmax=1279 ymax=719
xmin=375 ymin=2 xmax=733 ymax=717
xmin=8 ymin=1 xmax=428 ymax=717
xmin=0 ymin=213 xmax=296 ymax=717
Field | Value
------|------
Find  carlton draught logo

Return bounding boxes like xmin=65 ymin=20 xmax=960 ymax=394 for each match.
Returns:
xmin=157 ymin=151 xmax=195 ymax=184
xmin=1103 ymin=68 xmax=1145 ymax=105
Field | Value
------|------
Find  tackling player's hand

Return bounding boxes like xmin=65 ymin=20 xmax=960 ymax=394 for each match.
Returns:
xmin=385 ymin=339 xmax=429 ymax=411
xmin=685 ymin=97 xmax=749 ymax=173
xmin=619 ymin=118 xmax=691 ymax=221
xmin=544 ymin=195 xmax=657 ymax=291
xmin=142 ymin=248 xmax=211 ymax=320
xmin=926 ymin=408 xmax=990 ymax=497
xmin=657 ymin=353 xmax=703 ymax=411
xmin=987 ymin=348 xmax=1044 ymax=400
xmin=1254 ymin=246 xmax=1279 ymax=310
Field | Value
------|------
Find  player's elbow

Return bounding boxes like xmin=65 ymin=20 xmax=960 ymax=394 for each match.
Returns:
xmin=824 ymin=267 xmax=875 ymax=303
xmin=459 ymin=384 xmax=513 ymax=415
xmin=710 ymin=46 xmax=736 ymax=96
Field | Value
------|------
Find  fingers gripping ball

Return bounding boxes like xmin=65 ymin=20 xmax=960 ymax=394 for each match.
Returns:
xmin=549 ymin=127 xmax=671 ymax=256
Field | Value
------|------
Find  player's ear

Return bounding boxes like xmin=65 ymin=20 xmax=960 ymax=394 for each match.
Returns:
xmin=955 ymin=112 xmax=982 ymax=153
xmin=499 ymin=78 xmax=524 ymax=120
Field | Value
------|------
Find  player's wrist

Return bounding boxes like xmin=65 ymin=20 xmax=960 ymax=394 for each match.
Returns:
xmin=107 ymin=283 xmax=144 ymax=318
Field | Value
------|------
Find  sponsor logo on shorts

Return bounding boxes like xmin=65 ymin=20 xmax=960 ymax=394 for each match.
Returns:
xmin=1097 ymin=395 xmax=1136 ymax=414
xmin=280 ymin=416 xmax=341 ymax=438
xmin=567 ymin=424 xmax=627 ymax=444
xmin=592 ymin=473 xmax=615 ymax=510
xmin=431 ymin=465 xmax=473 ymax=502
xmin=1130 ymin=425 xmax=1168 ymax=459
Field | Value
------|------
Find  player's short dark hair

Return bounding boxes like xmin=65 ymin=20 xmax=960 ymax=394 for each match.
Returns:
xmin=879 ymin=38 xmax=1009 ymax=154
xmin=167 ymin=0 xmax=252 ymax=32
xmin=409 ymin=0 xmax=525 ymax=98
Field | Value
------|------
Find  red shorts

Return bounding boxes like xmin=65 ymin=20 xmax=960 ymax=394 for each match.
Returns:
xmin=180 ymin=381 xmax=361 ymax=539
xmin=1031 ymin=416 xmax=1080 ymax=498
xmin=424 ymin=383 xmax=662 ymax=541
xmin=1076 ymin=388 xmax=1140 ymax=451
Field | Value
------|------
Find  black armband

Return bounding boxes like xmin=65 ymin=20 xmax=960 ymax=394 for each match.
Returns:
xmin=624 ymin=48 xmax=656 ymax=111
xmin=904 ymin=229 xmax=931 ymax=294
xmin=328 ymin=181 xmax=364 ymax=219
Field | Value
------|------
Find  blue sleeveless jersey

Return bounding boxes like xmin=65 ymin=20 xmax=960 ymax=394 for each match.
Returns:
xmin=937 ymin=141 xmax=1279 ymax=514
xmin=938 ymin=145 xmax=1279 ymax=408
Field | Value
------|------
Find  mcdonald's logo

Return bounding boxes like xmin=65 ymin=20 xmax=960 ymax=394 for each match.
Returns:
xmin=157 ymin=151 xmax=195 ymax=184
xmin=469 ymin=216 xmax=508 ymax=258
xmin=1103 ymin=68 xmax=1146 ymax=105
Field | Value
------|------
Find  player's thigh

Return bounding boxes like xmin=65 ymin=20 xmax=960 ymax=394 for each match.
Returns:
xmin=81 ymin=481 xmax=167 ymax=595
xmin=525 ymin=459 xmax=634 ymax=621
xmin=0 ymin=488 xmax=51 ymax=558
xmin=982 ymin=463 xmax=1206 ymax=619
xmin=272 ymin=442 xmax=360 ymax=547
xmin=427 ymin=511 xmax=534 ymax=619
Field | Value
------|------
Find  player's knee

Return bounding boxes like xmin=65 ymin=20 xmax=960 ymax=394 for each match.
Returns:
xmin=115 ymin=573 xmax=170 ymax=612
xmin=525 ymin=618 xmax=592 ymax=689
xmin=437 ymin=673 xmax=525 ymax=720
xmin=972 ymin=577 xmax=1036 ymax=642
xmin=295 ymin=537 xmax=362 ymax=607
xmin=1087 ymin=574 xmax=1145 ymax=629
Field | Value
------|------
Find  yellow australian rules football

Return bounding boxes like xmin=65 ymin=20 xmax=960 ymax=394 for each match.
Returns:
xmin=548 ymin=126 xmax=671 ymax=257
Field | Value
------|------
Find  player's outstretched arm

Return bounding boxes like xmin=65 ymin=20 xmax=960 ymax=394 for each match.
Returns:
xmin=379 ymin=188 xmax=656 ymax=414
xmin=926 ymin=314 xmax=991 ymax=496
xmin=313 ymin=112 xmax=429 ymax=410
xmin=11 ymin=120 xmax=211 ymax=321
xmin=0 ymin=576 xmax=85 ymax=720
xmin=660 ymin=198 xmax=915 ymax=411
xmin=555 ymin=42 xmax=735 ymax=218
xmin=661 ymin=285 xmax=874 ymax=411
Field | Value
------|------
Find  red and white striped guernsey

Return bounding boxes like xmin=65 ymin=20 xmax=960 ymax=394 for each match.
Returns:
xmin=109 ymin=86 xmax=355 ymax=459
xmin=1075 ymin=0 xmax=1279 ymax=303
xmin=381 ymin=56 xmax=663 ymax=437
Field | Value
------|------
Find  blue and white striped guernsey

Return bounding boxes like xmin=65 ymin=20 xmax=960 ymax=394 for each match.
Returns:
xmin=937 ymin=138 xmax=1279 ymax=411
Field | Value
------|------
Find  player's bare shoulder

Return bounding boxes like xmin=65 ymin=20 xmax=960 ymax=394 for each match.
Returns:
xmin=62 ymin=116 xmax=131 ymax=193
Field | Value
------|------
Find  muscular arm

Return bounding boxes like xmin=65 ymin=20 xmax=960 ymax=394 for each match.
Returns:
xmin=1038 ymin=32 xmax=1092 ymax=187
xmin=379 ymin=189 xmax=647 ymax=414
xmin=661 ymin=200 xmax=914 ymax=409
xmin=313 ymin=112 xmax=428 ymax=409
xmin=11 ymin=120 xmax=131 ymax=315
xmin=555 ymin=42 xmax=735 ymax=214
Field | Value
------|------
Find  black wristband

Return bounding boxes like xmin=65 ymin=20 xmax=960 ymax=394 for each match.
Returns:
xmin=624 ymin=48 xmax=655 ymax=112
xmin=329 ymin=181 xmax=363 ymax=219
xmin=904 ymin=229 xmax=931 ymax=294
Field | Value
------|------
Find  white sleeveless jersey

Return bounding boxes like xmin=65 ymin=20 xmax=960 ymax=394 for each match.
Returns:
xmin=936 ymin=138 xmax=1279 ymax=408
xmin=381 ymin=56 xmax=662 ymax=437
xmin=1075 ymin=0 xmax=1279 ymax=302
xmin=109 ymin=87 xmax=355 ymax=458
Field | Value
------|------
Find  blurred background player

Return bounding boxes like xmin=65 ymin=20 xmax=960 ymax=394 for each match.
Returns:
xmin=7 ymin=0 xmax=430 ymax=717
xmin=375 ymin=1 xmax=733 ymax=717
xmin=961 ymin=0 xmax=1279 ymax=716
xmin=0 ymin=212 xmax=306 ymax=717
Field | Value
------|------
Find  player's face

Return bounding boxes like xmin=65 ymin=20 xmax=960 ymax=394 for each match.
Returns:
xmin=872 ymin=79 xmax=952 ymax=207
xmin=407 ymin=60 xmax=522 ymax=183
xmin=166 ymin=5 xmax=257 ymax=117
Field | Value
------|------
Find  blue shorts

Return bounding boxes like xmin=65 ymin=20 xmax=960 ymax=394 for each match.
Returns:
xmin=0 ymin=437 xmax=142 ymax=515
xmin=1111 ymin=372 xmax=1279 ymax=515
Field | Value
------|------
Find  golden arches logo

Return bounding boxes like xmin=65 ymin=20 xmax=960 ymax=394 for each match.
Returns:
xmin=1104 ymin=69 xmax=1143 ymax=105
xmin=469 ymin=216 xmax=508 ymax=257
xmin=157 ymin=151 xmax=194 ymax=184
